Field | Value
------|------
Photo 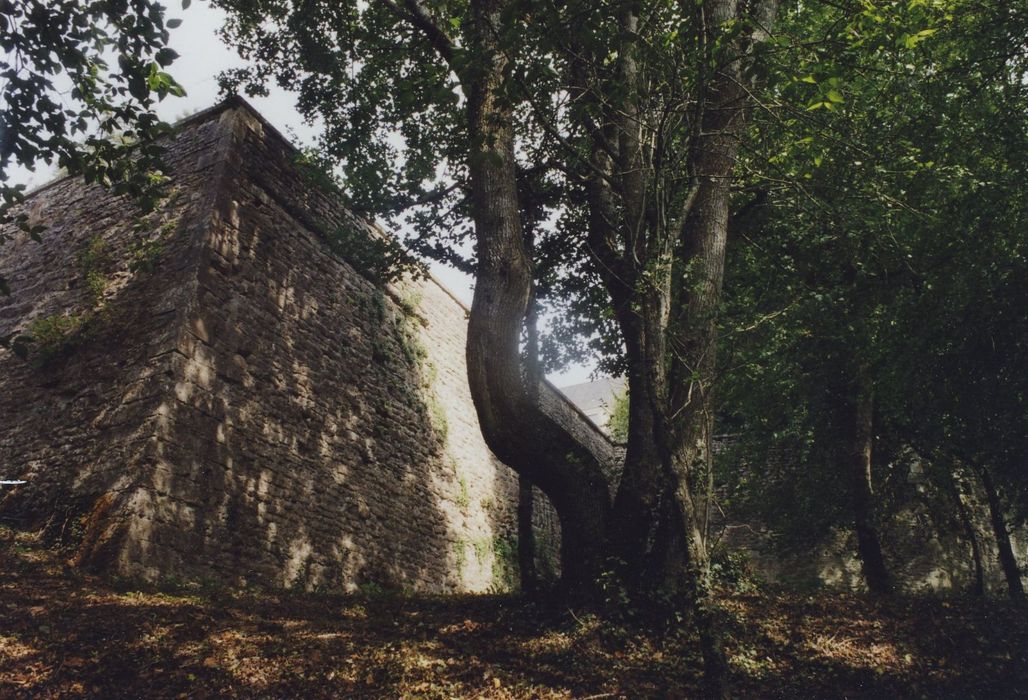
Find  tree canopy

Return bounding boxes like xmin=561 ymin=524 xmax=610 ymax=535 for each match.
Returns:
xmin=4 ymin=0 xmax=1025 ymax=694
xmin=0 ymin=0 xmax=186 ymax=280
xmin=210 ymin=0 xmax=1028 ymax=691
xmin=718 ymin=0 xmax=1027 ymax=597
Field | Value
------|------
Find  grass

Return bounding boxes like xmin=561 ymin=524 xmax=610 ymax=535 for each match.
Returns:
xmin=0 ymin=527 xmax=1026 ymax=698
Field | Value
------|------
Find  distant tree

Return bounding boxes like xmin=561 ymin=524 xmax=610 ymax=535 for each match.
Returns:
xmin=719 ymin=0 xmax=1027 ymax=596
xmin=0 ymin=0 xmax=187 ymax=293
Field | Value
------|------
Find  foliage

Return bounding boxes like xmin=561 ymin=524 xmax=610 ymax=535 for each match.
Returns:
xmin=427 ymin=396 xmax=449 ymax=443
xmin=76 ymin=235 xmax=113 ymax=307
xmin=23 ymin=312 xmax=88 ymax=361
xmin=219 ymin=4 xmax=470 ymax=273
xmin=718 ymin=0 xmax=1028 ymax=559
xmin=294 ymin=149 xmax=426 ymax=284
xmin=606 ymin=389 xmax=629 ymax=445
xmin=213 ymin=0 xmax=767 ymax=364
xmin=127 ymin=233 xmax=167 ymax=274
xmin=709 ymin=547 xmax=761 ymax=595
xmin=453 ymin=539 xmax=467 ymax=579
xmin=0 ymin=0 xmax=187 ymax=298
xmin=6 ymin=231 xmax=116 ymax=362
xmin=490 ymin=534 xmax=519 ymax=592
xmin=1 ymin=180 xmax=186 ymax=362
xmin=127 ymin=203 xmax=181 ymax=274
xmin=455 ymin=477 xmax=470 ymax=511
xmin=597 ymin=564 xmax=633 ymax=619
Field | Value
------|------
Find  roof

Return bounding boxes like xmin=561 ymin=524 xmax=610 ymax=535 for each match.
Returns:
xmin=556 ymin=377 xmax=626 ymax=433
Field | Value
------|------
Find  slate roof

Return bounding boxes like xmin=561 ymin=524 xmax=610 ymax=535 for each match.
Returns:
xmin=556 ymin=377 xmax=626 ymax=434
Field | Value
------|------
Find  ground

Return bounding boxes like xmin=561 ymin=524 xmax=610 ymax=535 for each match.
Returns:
xmin=1 ymin=528 xmax=1025 ymax=699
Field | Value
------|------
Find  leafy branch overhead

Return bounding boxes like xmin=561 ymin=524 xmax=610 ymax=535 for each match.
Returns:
xmin=0 ymin=0 xmax=188 ymax=293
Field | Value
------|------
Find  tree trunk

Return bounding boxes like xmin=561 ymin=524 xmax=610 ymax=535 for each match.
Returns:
xmin=461 ymin=0 xmax=780 ymax=688
xmin=663 ymin=420 xmax=729 ymax=698
xmin=463 ymin=0 xmax=612 ymax=593
xmin=609 ymin=294 xmax=674 ymax=581
xmin=976 ymin=463 xmax=1024 ymax=598
xmin=659 ymin=4 xmax=777 ymax=697
xmin=517 ymin=476 xmax=539 ymax=593
xmin=571 ymin=4 xmax=673 ymax=585
xmin=661 ymin=3 xmax=779 ymax=696
xmin=848 ymin=378 xmax=891 ymax=595
xmin=948 ymin=468 xmax=985 ymax=597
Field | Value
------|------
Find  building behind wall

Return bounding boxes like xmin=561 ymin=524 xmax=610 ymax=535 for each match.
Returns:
xmin=0 ymin=97 xmax=619 ymax=593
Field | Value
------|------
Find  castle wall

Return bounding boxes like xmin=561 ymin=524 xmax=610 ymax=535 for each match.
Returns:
xmin=0 ymin=115 xmax=225 ymax=555
xmin=2 ymin=99 xmax=1022 ymax=597
xmin=0 ymin=100 xmax=567 ymax=593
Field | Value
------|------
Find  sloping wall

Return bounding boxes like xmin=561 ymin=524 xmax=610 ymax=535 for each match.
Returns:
xmin=0 ymin=112 xmax=225 ymax=561
xmin=0 ymin=98 xmax=595 ymax=593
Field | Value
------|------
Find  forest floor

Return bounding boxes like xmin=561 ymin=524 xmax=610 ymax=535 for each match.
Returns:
xmin=1 ymin=527 xmax=1026 ymax=699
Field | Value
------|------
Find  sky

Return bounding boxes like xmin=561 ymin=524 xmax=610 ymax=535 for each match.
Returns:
xmin=9 ymin=0 xmax=597 ymax=386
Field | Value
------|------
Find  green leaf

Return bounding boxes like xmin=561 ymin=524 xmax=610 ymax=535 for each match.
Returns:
xmin=167 ymin=18 xmax=182 ymax=29
xmin=826 ymin=89 xmax=844 ymax=103
xmin=127 ymin=73 xmax=148 ymax=100
xmin=155 ymin=48 xmax=179 ymax=67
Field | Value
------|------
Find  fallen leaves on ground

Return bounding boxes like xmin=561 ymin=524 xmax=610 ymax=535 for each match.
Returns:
xmin=1 ymin=529 xmax=1025 ymax=698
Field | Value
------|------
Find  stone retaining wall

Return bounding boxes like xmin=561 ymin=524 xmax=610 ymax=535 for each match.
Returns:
xmin=0 ymin=98 xmax=592 ymax=593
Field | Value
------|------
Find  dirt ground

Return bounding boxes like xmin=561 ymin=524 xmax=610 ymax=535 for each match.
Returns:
xmin=1 ymin=527 xmax=1025 ymax=699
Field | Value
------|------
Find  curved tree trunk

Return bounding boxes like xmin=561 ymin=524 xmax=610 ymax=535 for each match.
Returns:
xmin=464 ymin=0 xmax=612 ymax=593
xmin=460 ymin=0 xmax=780 ymax=690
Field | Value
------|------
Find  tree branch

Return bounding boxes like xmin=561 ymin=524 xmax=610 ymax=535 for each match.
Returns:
xmin=377 ymin=0 xmax=459 ymax=74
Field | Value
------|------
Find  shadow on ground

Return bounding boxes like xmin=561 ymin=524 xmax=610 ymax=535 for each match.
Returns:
xmin=1 ymin=529 xmax=1025 ymax=699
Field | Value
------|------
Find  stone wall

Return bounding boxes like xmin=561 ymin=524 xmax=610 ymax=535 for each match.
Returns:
xmin=0 ymin=97 xmax=582 ymax=593
xmin=0 ymin=113 xmax=225 ymax=554
xmin=4 ymin=98 xmax=1020 ymax=597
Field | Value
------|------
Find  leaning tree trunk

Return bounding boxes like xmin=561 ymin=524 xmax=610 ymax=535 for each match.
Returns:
xmin=976 ymin=463 xmax=1024 ymax=598
xmin=848 ymin=375 xmax=892 ymax=596
xmin=463 ymin=0 xmax=612 ymax=593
